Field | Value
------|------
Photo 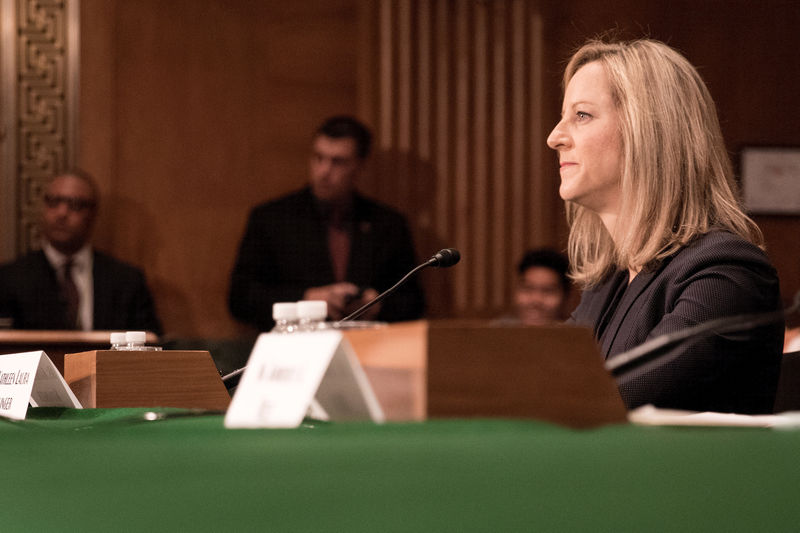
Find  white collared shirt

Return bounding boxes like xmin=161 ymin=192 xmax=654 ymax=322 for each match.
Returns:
xmin=42 ymin=242 xmax=94 ymax=331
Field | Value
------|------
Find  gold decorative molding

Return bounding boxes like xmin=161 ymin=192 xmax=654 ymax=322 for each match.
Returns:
xmin=0 ymin=0 xmax=78 ymax=258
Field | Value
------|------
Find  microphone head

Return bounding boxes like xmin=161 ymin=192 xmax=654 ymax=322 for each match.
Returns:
xmin=430 ymin=248 xmax=461 ymax=268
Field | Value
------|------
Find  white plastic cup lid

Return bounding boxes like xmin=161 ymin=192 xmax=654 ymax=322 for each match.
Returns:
xmin=272 ymin=302 xmax=298 ymax=321
xmin=125 ymin=331 xmax=147 ymax=343
xmin=296 ymin=300 xmax=327 ymax=320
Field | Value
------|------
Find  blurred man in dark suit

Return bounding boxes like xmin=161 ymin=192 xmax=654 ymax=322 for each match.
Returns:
xmin=0 ymin=169 xmax=162 ymax=334
xmin=229 ymin=115 xmax=424 ymax=329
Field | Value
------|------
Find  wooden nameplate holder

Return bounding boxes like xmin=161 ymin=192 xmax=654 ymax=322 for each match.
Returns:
xmin=64 ymin=350 xmax=230 ymax=410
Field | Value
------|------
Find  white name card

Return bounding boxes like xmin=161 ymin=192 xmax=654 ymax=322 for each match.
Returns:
xmin=0 ymin=351 xmax=82 ymax=420
xmin=224 ymin=330 xmax=384 ymax=429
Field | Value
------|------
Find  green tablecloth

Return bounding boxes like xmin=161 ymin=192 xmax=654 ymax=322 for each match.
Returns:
xmin=4 ymin=408 xmax=799 ymax=531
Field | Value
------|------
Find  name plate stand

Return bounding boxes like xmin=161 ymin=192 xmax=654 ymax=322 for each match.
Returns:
xmin=225 ymin=330 xmax=384 ymax=429
xmin=64 ymin=350 xmax=230 ymax=410
xmin=0 ymin=351 xmax=82 ymax=420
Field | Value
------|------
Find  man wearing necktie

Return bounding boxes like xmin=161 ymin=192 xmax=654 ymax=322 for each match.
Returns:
xmin=0 ymin=170 xmax=162 ymax=334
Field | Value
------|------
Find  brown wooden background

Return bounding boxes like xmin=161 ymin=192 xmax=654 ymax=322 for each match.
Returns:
xmin=76 ymin=0 xmax=800 ymax=338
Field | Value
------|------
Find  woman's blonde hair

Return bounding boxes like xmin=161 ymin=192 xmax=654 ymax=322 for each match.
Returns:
xmin=561 ymin=38 xmax=762 ymax=287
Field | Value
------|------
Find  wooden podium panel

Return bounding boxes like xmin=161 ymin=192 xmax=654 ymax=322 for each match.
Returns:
xmin=342 ymin=320 xmax=627 ymax=427
xmin=342 ymin=321 xmax=427 ymax=421
xmin=426 ymin=321 xmax=628 ymax=428
xmin=64 ymin=350 xmax=230 ymax=410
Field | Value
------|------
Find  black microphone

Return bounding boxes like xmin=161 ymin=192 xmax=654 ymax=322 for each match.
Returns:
xmin=605 ymin=291 xmax=800 ymax=382
xmin=338 ymin=248 xmax=461 ymax=322
xmin=221 ymin=248 xmax=461 ymax=384
xmin=429 ymin=248 xmax=461 ymax=268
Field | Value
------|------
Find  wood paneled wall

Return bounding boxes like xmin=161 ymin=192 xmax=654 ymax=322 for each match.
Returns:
xmin=356 ymin=0 xmax=565 ymax=318
xmin=80 ymin=0 xmax=360 ymax=337
xmin=75 ymin=0 xmax=800 ymax=338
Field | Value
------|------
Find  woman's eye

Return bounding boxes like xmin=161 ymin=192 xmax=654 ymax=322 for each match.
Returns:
xmin=576 ymin=111 xmax=591 ymax=121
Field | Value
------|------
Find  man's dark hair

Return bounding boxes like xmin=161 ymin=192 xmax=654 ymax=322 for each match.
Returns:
xmin=315 ymin=115 xmax=372 ymax=159
xmin=517 ymin=248 xmax=570 ymax=293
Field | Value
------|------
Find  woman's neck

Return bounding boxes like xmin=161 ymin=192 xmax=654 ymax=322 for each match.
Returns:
xmin=598 ymin=211 xmax=640 ymax=283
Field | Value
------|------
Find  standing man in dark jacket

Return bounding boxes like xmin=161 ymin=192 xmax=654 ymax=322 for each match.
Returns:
xmin=228 ymin=116 xmax=425 ymax=329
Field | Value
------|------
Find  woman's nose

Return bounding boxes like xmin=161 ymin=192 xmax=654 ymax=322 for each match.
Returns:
xmin=546 ymin=120 xmax=569 ymax=150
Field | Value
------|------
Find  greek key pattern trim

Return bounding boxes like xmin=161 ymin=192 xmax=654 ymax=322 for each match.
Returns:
xmin=16 ymin=0 xmax=70 ymax=252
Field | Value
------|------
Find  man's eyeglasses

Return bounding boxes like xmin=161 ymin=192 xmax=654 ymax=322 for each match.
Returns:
xmin=42 ymin=194 xmax=96 ymax=212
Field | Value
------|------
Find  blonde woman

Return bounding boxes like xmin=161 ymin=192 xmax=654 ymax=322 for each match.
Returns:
xmin=547 ymin=38 xmax=782 ymax=414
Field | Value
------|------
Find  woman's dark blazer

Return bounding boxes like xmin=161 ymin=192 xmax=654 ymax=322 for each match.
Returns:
xmin=570 ymin=231 xmax=783 ymax=414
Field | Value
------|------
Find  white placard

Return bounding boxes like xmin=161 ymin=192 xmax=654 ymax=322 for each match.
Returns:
xmin=0 ymin=351 xmax=82 ymax=420
xmin=224 ymin=330 xmax=384 ymax=429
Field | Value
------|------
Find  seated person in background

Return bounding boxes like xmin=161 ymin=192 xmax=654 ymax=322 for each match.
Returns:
xmin=0 ymin=169 xmax=162 ymax=335
xmin=548 ymin=38 xmax=782 ymax=414
xmin=228 ymin=115 xmax=425 ymax=329
xmin=515 ymin=248 xmax=570 ymax=325
xmin=497 ymin=248 xmax=570 ymax=326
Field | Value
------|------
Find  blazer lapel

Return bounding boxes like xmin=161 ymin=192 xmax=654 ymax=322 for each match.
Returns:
xmin=92 ymin=251 xmax=109 ymax=329
xmin=300 ymin=190 xmax=336 ymax=282
xmin=599 ymin=268 xmax=661 ymax=357
xmin=346 ymin=195 xmax=375 ymax=284
xmin=32 ymin=251 xmax=71 ymax=329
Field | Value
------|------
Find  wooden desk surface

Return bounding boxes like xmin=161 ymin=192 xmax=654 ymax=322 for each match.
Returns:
xmin=0 ymin=330 xmax=159 ymax=374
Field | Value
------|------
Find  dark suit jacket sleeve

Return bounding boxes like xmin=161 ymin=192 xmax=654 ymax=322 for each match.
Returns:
xmin=359 ymin=207 xmax=425 ymax=323
xmin=0 ymin=252 xmax=69 ymax=329
xmin=572 ymin=232 xmax=783 ymax=414
xmin=92 ymin=253 xmax=163 ymax=336
xmin=131 ymin=272 xmax=161 ymax=335
xmin=227 ymin=203 xmax=311 ymax=330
